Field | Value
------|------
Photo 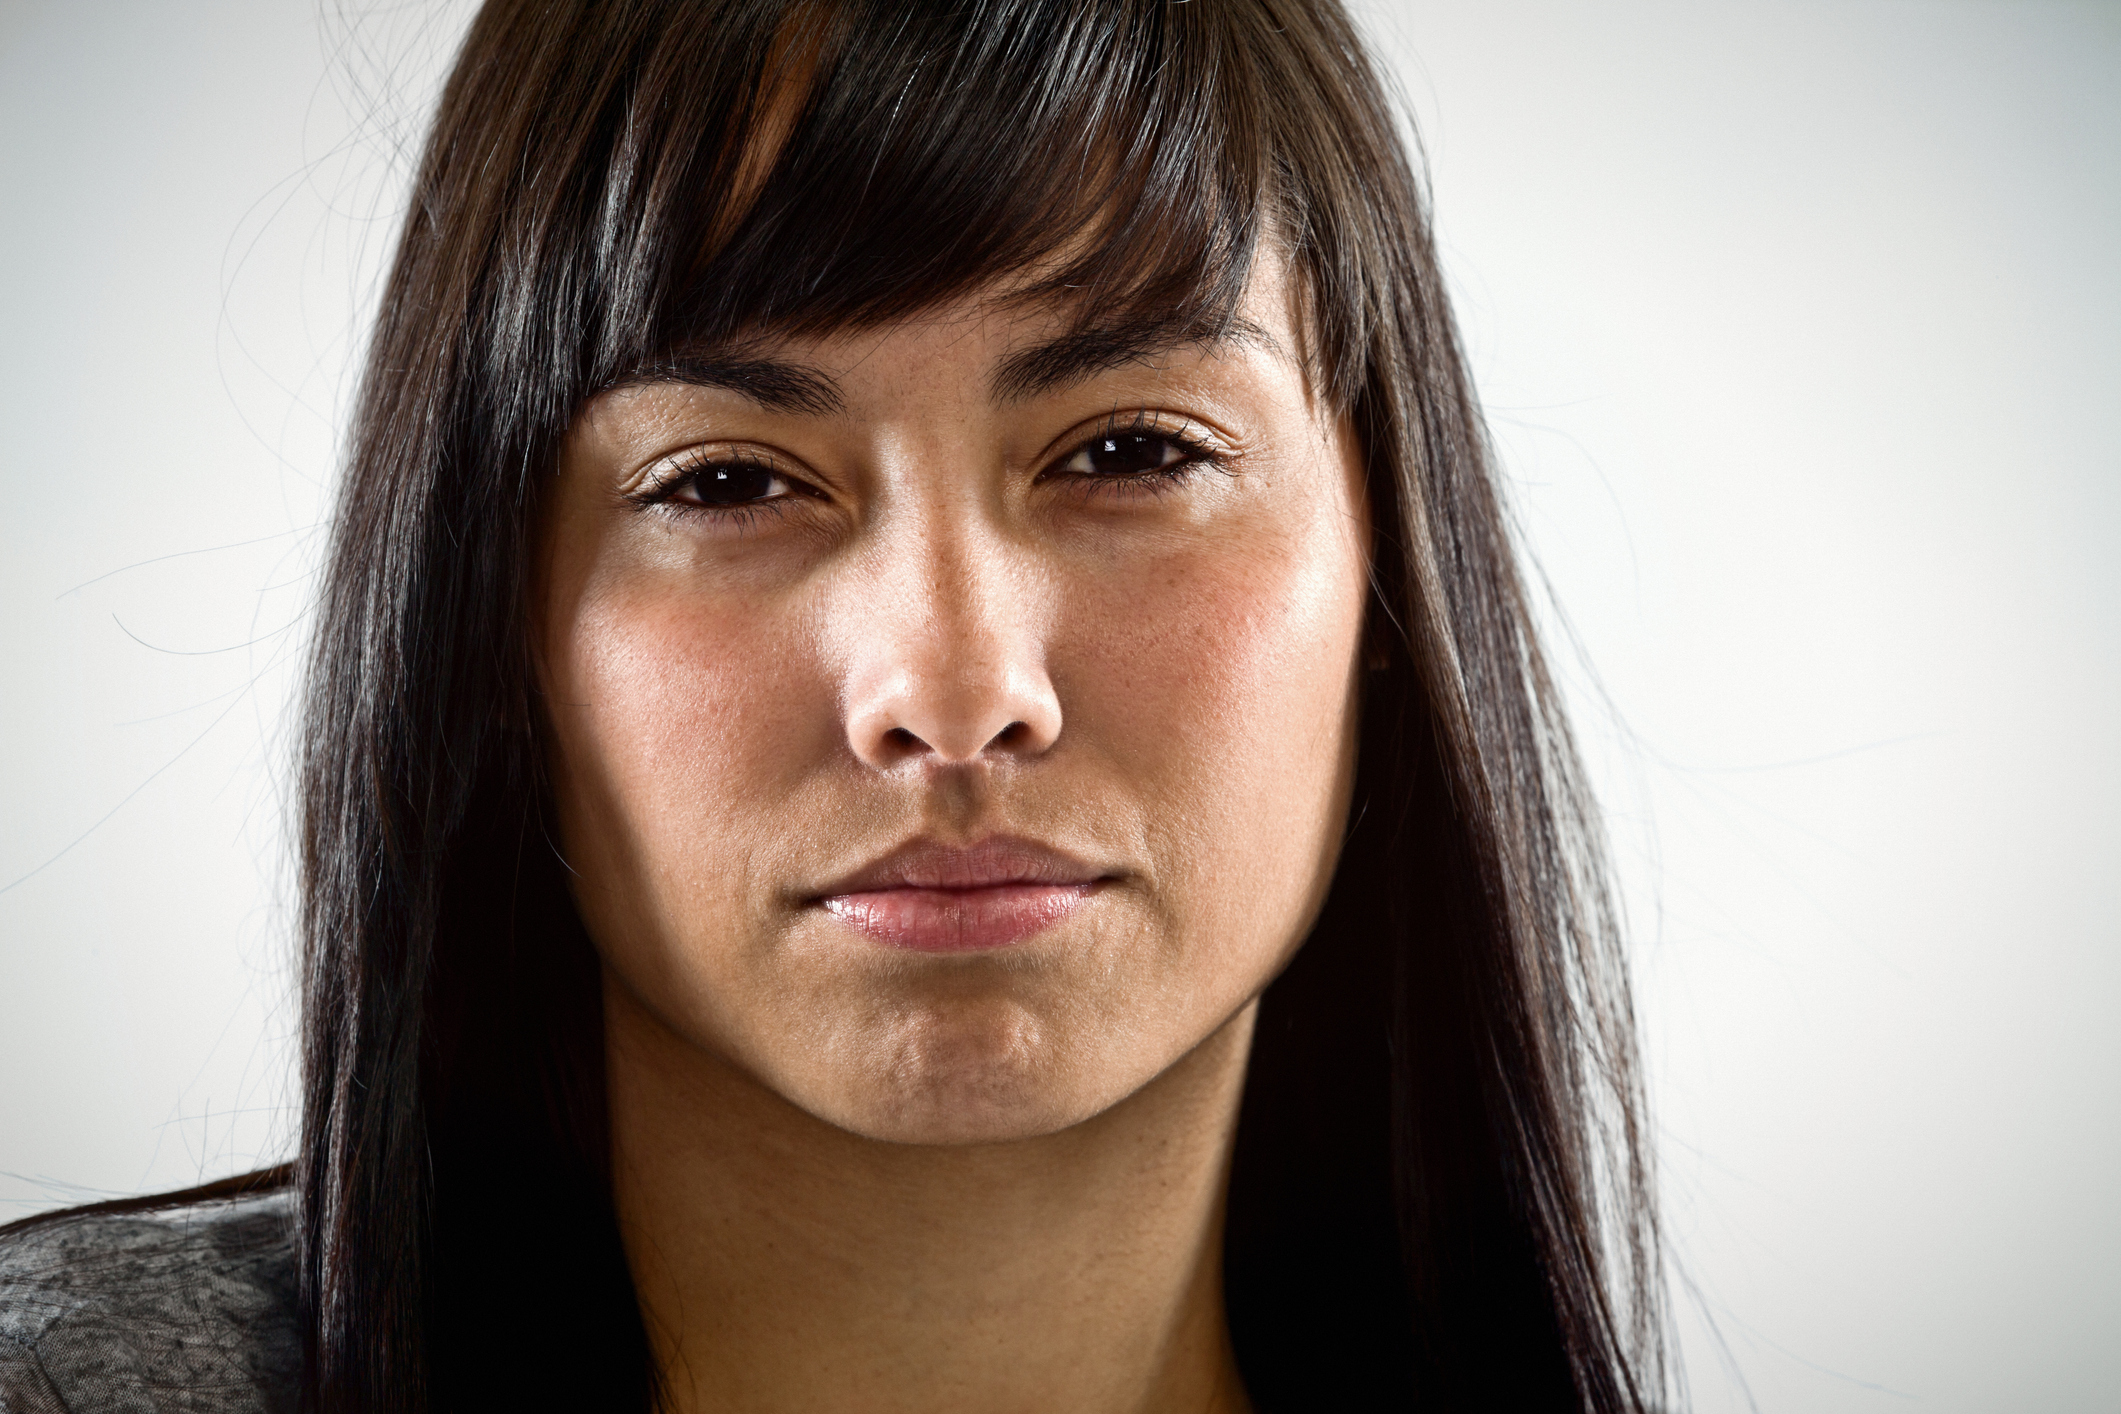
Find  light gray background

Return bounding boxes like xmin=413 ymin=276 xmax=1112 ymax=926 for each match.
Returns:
xmin=2 ymin=2 xmax=2115 ymax=1409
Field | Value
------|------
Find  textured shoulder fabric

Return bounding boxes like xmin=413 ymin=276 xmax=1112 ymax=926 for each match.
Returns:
xmin=0 ymin=1190 xmax=299 ymax=1413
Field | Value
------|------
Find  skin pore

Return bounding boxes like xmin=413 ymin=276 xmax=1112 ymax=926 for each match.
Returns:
xmin=536 ymin=259 xmax=1370 ymax=1414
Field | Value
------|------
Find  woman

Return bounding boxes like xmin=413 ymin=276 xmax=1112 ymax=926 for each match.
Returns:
xmin=0 ymin=1 xmax=1666 ymax=1410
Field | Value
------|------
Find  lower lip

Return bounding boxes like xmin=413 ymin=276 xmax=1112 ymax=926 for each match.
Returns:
xmin=821 ymin=883 xmax=1096 ymax=952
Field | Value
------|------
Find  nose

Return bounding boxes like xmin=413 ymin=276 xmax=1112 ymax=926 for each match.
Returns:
xmin=838 ymin=519 xmax=1062 ymax=770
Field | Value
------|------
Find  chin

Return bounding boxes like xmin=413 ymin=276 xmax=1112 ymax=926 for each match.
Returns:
xmin=808 ymin=999 xmax=1113 ymax=1146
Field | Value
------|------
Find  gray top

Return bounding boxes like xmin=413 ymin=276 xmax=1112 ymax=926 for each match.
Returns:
xmin=0 ymin=1191 xmax=299 ymax=1413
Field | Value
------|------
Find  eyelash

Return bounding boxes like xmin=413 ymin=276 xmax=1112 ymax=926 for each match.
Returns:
xmin=1042 ymin=415 xmax=1223 ymax=503
xmin=631 ymin=451 xmax=805 ymax=530
xmin=630 ymin=414 xmax=1225 ymax=524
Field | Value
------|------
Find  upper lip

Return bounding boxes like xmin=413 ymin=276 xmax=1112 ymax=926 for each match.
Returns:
xmin=816 ymin=836 xmax=1108 ymax=896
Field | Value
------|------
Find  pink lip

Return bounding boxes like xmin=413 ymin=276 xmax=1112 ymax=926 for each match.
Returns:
xmin=816 ymin=837 xmax=1106 ymax=953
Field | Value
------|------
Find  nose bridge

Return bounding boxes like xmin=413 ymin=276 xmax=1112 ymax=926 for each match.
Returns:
xmin=839 ymin=490 xmax=1060 ymax=767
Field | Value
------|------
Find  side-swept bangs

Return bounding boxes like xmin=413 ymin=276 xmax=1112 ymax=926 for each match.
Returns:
xmin=450 ymin=0 xmax=1391 ymax=437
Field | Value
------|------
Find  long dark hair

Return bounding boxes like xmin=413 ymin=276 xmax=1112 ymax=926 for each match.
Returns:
xmin=289 ymin=0 xmax=1667 ymax=1408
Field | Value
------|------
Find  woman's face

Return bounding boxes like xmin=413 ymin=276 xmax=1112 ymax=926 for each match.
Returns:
xmin=538 ymin=262 xmax=1370 ymax=1145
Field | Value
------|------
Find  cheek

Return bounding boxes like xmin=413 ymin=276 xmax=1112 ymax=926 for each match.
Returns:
xmin=1058 ymin=503 xmax=1367 ymax=955
xmin=543 ymin=572 xmax=831 ymax=925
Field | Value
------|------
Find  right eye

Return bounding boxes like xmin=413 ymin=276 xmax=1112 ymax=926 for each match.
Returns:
xmin=667 ymin=459 xmax=793 ymax=507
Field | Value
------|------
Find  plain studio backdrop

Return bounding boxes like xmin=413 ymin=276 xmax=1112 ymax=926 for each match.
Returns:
xmin=3 ymin=1 xmax=2115 ymax=1408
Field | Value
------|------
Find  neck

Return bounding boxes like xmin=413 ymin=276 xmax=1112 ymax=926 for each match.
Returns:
xmin=605 ymin=980 xmax=1257 ymax=1414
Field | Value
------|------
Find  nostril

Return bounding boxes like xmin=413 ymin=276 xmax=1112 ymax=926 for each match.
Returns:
xmin=843 ymin=665 xmax=1062 ymax=767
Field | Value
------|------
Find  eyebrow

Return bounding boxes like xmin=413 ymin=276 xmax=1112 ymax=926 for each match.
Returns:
xmin=622 ymin=352 xmax=845 ymax=416
xmin=627 ymin=315 xmax=1279 ymax=416
xmin=990 ymin=315 xmax=1280 ymax=404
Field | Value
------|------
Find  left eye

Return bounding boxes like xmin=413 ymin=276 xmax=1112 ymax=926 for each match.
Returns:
xmin=1057 ymin=432 xmax=1190 ymax=479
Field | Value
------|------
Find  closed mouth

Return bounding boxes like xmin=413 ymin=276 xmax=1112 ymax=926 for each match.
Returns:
xmin=814 ymin=836 xmax=1111 ymax=952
